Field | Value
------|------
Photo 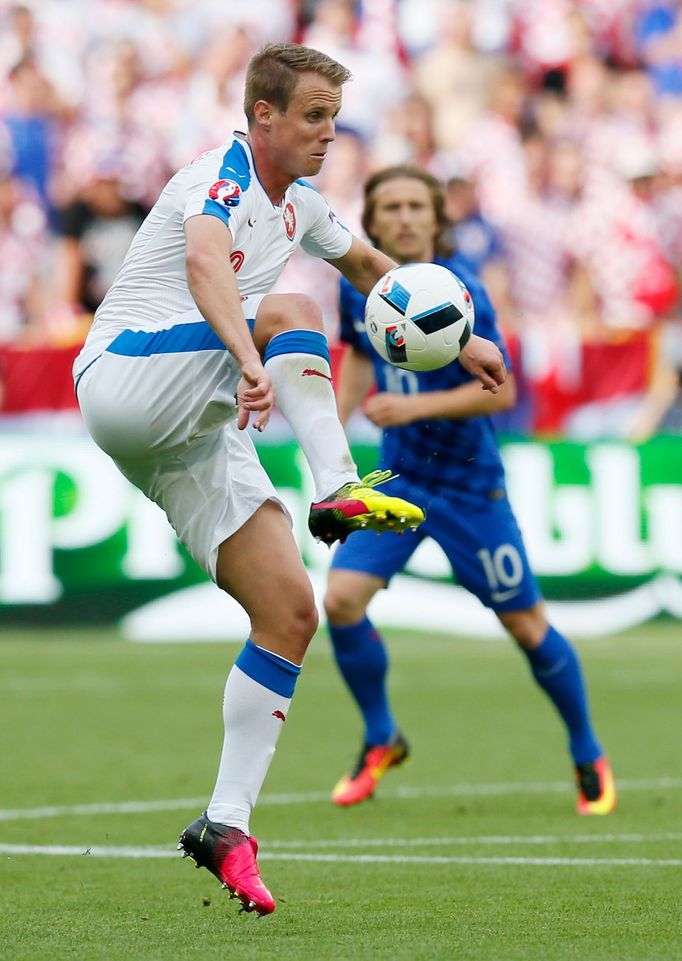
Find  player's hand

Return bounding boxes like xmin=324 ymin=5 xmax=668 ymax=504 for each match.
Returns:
xmin=459 ymin=334 xmax=507 ymax=392
xmin=364 ymin=393 xmax=416 ymax=427
xmin=236 ymin=360 xmax=274 ymax=432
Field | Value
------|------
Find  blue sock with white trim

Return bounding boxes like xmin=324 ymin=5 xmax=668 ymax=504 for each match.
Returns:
xmin=523 ymin=626 xmax=602 ymax=764
xmin=329 ymin=617 xmax=396 ymax=746
xmin=207 ymin=639 xmax=301 ymax=833
xmin=263 ymin=329 xmax=357 ymax=500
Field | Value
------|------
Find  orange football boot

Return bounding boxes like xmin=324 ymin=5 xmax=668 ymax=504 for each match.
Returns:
xmin=332 ymin=734 xmax=410 ymax=806
xmin=575 ymin=757 xmax=617 ymax=815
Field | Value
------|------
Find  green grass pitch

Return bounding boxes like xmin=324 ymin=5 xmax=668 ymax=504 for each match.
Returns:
xmin=1 ymin=622 xmax=680 ymax=961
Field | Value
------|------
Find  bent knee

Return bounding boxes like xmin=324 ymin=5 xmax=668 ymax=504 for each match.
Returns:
xmin=324 ymin=586 xmax=366 ymax=626
xmin=498 ymin=604 xmax=548 ymax=650
xmin=260 ymin=293 xmax=324 ymax=341
xmin=253 ymin=588 xmax=318 ymax=659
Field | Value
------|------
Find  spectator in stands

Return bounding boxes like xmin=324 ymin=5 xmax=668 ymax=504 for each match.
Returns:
xmin=301 ymin=0 xmax=408 ymax=145
xmin=0 ymin=5 xmax=35 ymax=86
xmin=444 ymin=174 xmax=507 ymax=285
xmin=0 ymin=163 xmax=47 ymax=344
xmin=52 ymin=154 xmax=147 ymax=322
xmin=412 ymin=0 xmax=500 ymax=150
xmin=1 ymin=56 xmax=60 ymax=216
xmin=455 ymin=64 xmax=529 ymax=223
xmin=635 ymin=0 xmax=682 ymax=98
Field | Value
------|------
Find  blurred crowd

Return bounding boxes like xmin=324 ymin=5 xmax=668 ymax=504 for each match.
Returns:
xmin=1 ymin=0 xmax=681 ymax=438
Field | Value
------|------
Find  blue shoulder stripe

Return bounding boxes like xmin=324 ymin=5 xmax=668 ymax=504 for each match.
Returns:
xmin=220 ymin=137 xmax=252 ymax=191
xmin=201 ymin=137 xmax=252 ymax=225
xmin=202 ymin=198 xmax=232 ymax=225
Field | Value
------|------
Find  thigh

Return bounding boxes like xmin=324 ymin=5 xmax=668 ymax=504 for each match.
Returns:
xmin=119 ymin=417 xmax=288 ymax=583
xmin=78 ymin=336 xmax=239 ymax=463
xmin=425 ymin=492 xmax=541 ymax=612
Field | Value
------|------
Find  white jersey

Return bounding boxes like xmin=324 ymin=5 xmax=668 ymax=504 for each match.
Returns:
xmin=74 ymin=132 xmax=352 ymax=377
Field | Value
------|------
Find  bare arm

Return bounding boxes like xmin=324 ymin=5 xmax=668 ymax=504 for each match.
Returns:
xmin=326 ymin=235 xmax=395 ymax=296
xmin=336 ymin=345 xmax=376 ymax=426
xmin=364 ymin=373 xmax=517 ymax=428
xmin=184 ymin=214 xmax=273 ymax=431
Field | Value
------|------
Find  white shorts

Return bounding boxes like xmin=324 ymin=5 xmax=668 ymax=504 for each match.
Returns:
xmin=76 ymin=303 xmax=288 ymax=580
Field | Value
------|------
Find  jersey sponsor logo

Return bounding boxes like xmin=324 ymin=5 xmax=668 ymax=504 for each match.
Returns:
xmin=272 ymin=710 xmax=286 ymax=722
xmin=302 ymin=367 xmax=333 ymax=383
xmin=230 ymin=250 xmax=244 ymax=272
xmin=208 ymin=179 xmax=241 ymax=207
xmin=283 ymin=202 xmax=296 ymax=240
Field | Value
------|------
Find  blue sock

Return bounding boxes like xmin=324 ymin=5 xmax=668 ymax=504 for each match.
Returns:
xmin=235 ymin=638 xmax=301 ymax=697
xmin=523 ymin=626 xmax=602 ymax=764
xmin=328 ymin=618 xmax=396 ymax=746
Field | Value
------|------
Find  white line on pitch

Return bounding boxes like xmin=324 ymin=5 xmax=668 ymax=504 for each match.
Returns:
xmin=1 ymin=777 xmax=680 ymax=823
xmin=266 ymin=832 xmax=682 ymax=848
xmin=1 ymin=844 xmax=680 ymax=868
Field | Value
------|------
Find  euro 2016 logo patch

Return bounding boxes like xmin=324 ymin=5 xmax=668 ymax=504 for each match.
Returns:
xmin=385 ymin=324 xmax=407 ymax=364
xmin=208 ymin=179 xmax=241 ymax=207
xmin=386 ymin=325 xmax=405 ymax=347
xmin=283 ymin=202 xmax=296 ymax=240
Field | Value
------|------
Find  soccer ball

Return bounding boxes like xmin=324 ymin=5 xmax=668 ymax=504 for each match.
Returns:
xmin=364 ymin=263 xmax=475 ymax=371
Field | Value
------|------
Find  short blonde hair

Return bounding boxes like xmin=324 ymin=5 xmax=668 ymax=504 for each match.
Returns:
xmin=244 ymin=43 xmax=352 ymax=124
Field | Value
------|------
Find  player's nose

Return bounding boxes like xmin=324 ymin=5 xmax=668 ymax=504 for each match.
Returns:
xmin=321 ymin=118 xmax=335 ymax=142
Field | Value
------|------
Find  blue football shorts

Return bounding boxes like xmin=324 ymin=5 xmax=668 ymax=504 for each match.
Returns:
xmin=331 ymin=475 xmax=541 ymax=612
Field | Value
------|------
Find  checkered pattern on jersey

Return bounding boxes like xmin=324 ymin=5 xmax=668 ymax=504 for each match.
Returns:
xmin=339 ymin=257 xmax=511 ymax=497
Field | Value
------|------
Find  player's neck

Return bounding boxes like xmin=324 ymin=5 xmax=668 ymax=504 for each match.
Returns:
xmin=247 ymin=133 xmax=294 ymax=207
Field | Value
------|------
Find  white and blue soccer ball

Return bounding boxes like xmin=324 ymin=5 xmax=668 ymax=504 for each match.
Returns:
xmin=364 ymin=263 xmax=475 ymax=372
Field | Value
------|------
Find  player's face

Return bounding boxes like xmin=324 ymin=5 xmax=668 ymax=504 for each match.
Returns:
xmin=268 ymin=72 xmax=342 ymax=179
xmin=368 ymin=177 xmax=439 ymax=263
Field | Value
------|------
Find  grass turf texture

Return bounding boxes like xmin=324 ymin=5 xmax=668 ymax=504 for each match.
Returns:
xmin=0 ymin=623 xmax=680 ymax=961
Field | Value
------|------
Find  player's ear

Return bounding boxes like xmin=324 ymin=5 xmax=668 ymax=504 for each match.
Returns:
xmin=253 ymin=100 xmax=272 ymax=130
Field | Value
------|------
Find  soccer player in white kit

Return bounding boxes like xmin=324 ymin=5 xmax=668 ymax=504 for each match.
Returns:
xmin=74 ymin=43 xmax=507 ymax=915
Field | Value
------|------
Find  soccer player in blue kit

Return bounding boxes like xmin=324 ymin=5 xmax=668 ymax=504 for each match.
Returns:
xmin=324 ymin=165 xmax=616 ymax=816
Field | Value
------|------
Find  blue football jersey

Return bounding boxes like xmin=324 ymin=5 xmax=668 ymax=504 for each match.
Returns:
xmin=339 ymin=256 xmax=511 ymax=496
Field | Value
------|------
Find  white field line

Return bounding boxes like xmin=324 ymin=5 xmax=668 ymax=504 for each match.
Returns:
xmin=1 ymin=776 xmax=681 ymax=823
xmin=0 ymin=843 xmax=680 ymax=868
xmin=269 ymin=832 xmax=682 ymax=848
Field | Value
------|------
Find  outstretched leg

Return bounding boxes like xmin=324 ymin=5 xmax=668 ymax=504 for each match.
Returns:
xmin=254 ymin=294 xmax=425 ymax=544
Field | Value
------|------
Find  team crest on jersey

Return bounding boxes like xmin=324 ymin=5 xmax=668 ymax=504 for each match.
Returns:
xmin=283 ymin=202 xmax=296 ymax=240
xmin=208 ymin=179 xmax=241 ymax=207
xmin=230 ymin=250 xmax=244 ymax=272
